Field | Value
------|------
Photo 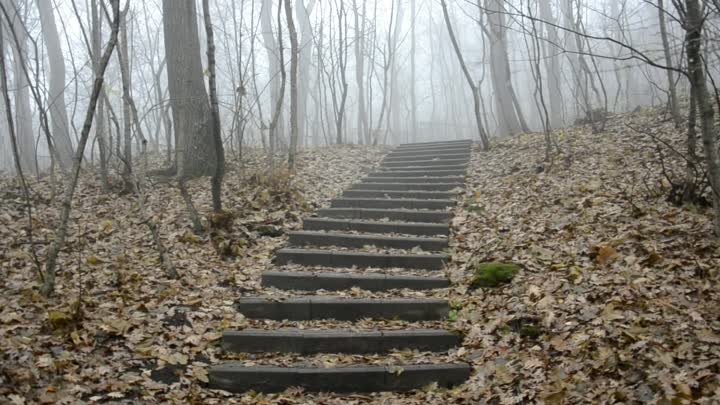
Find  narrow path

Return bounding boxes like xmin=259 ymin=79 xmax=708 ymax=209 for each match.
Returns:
xmin=209 ymin=140 xmax=473 ymax=393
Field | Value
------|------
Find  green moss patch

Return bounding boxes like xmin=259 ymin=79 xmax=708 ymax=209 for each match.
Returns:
xmin=471 ymin=262 xmax=520 ymax=288
xmin=507 ymin=316 xmax=544 ymax=340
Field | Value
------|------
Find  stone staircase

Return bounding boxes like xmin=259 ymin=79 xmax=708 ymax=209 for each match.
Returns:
xmin=209 ymin=139 xmax=473 ymax=393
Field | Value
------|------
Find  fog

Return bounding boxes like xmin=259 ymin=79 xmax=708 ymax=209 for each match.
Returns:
xmin=0 ymin=0 xmax=717 ymax=174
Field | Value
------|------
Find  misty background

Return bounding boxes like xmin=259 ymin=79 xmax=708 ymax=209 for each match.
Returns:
xmin=0 ymin=0 xmax=715 ymax=174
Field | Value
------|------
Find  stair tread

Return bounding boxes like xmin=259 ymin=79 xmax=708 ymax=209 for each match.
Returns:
xmin=236 ymin=296 xmax=450 ymax=321
xmin=209 ymin=362 xmax=470 ymax=393
xmin=262 ymin=270 xmax=450 ymax=291
xmin=221 ymin=328 xmax=462 ymax=354
xmin=277 ymin=247 xmax=449 ymax=258
xmin=302 ymin=218 xmax=449 ymax=236
xmin=288 ymin=230 xmax=447 ymax=242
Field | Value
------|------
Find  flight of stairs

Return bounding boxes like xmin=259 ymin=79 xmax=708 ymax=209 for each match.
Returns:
xmin=209 ymin=139 xmax=473 ymax=393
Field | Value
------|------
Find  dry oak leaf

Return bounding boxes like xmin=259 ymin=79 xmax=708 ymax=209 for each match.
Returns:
xmin=596 ymin=245 xmax=618 ymax=266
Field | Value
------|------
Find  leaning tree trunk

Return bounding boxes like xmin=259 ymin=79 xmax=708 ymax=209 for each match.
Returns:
xmin=440 ymin=0 xmax=489 ymax=150
xmin=162 ymin=0 xmax=216 ymax=178
xmin=39 ymin=0 xmax=121 ymax=296
xmin=36 ymin=0 xmax=74 ymax=171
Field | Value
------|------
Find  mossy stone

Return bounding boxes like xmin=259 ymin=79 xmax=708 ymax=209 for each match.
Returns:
xmin=256 ymin=225 xmax=284 ymax=237
xmin=519 ymin=324 xmax=543 ymax=339
xmin=471 ymin=262 xmax=520 ymax=288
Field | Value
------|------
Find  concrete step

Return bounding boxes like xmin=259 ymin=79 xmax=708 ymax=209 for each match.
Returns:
xmin=316 ymin=207 xmax=451 ymax=222
xmin=393 ymin=145 xmax=472 ymax=153
xmin=262 ymin=270 xmax=450 ymax=291
xmin=235 ymin=296 xmax=450 ymax=321
xmin=275 ymin=248 xmax=449 ymax=269
xmin=368 ymin=169 xmax=467 ymax=177
xmin=389 ymin=146 xmax=470 ymax=155
xmin=302 ymin=218 xmax=449 ymax=236
xmin=349 ymin=182 xmax=463 ymax=192
xmin=221 ymin=328 xmax=462 ymax=354
xmin=385 ymin=152 xmax=470 ymax=161
xmin=384 ymin=155 xmax=469 ymax=164
xmin=330 ymin=198 xmax=455 ymax=210
xmin=362 ymin=176 xmax=465 ymax=184
xmin=398 ymin=139 xmax=472 ymax=148
xmin=377 ymin=165 xmax=468 ymax=173
xmin=209 ymin=363 xmax=471 ymax=393
xmin=381 ymin=159 xmax=469 ymax=168
xmin=288 ymin=231 xmax=448 ymax=250
xmin=381 ymin=164 xmax=468 ymax=172
xmin=343 ymin=190 xmax=455 ymax=200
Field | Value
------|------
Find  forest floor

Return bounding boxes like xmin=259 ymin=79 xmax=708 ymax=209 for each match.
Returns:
xmin=1 ymin=105 xmax=719 ymax=404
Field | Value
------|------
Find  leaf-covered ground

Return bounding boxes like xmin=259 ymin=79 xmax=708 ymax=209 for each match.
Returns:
xmin=0 ymin=145 xmax=388 ymax=404
xmin=2 ymin=106 xmax=719 ymax=404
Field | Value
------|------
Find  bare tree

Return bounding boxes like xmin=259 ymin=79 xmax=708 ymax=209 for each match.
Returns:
xmin=440 ymin=0 xmax=489 ymax=150
xmin=482 ymin=0 xmax=526 ymax=136
xmin=538 ymin=0 xmax=563 ymax=128
xmin=261 ymin=0 xmax=282 ymax=153
xmin=285 ymin=0 xmax=299 ymax=169
xmin=39 ymin=0 xmax=121 ymax=296
xmin=296 ymin=0 xmax=316 ymax=147
xmin=202 ymin=0 xmax=225 ymax=211
xmin=658 ymin=0 xmax=682 ymax=127
xmin=36 ymin=0 xmax=74 ymax=171
xmin=5 ymin=0 xmax=36 ymax=176
xmin=679 ymin=0 xmax=720 ymax=236
xmin=353 ymin=0 xmax=369 ymax=145
xmin=162 ymin=0 xmax=216 ymax=178
xmin=91 ymin=0 xmax=109 ymax=190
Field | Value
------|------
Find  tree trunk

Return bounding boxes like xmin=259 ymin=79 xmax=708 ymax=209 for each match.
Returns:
xmin=389 ymin=0 xmax=403 ymax=143
xmin=335 ymin=1 xmax=349 ymax=145
xmin=353 ymin=0 xmax=369 ymax=145
xmin=684 ymin=0 xmax=720 ymax=236
xmin=120 ymin=7 xmax=132 ymax=182
xmin=440 ymin=0 xmax=489 ymax=149
xmin=285 ymin=0 xmax=299 ymax=169
xmin=296 ymin=0 xmax=315 ymax=148
xmin=39 ymin=0 xmax=121 ymax=296
xmin=538 ymin=0 xmax=563 ymax=128
xmin=5 ymin=1 xmax=36 ymax=175
xmin=410 ymin=0 xmax=417 ymax=142
xmin=202 ymin=0 xmax=225 ymax=211
xmin=91 ymin=0 xmax=108 ymax=190
xmin=658 ymin=0 xmax=681 ymax=128
xmin=162 ymin=0 xmax=216 ymax=178
xmin=36 ymin=0 xmax=74 ymax=171
xmin=261 ymin=0 xmax=282 ymax=153
xmin=485 ymin=0 xmax=523 ymax=136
